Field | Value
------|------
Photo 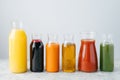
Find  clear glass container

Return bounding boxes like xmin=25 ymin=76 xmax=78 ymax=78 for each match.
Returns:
xmin=100 ymin=34 xmax=114 ymax=71
xmin=46 ymin=34 xmax=59 ymax=72
xmin=30 ymin=34 xmax=44 ymax=72
xmin=9 ymin=21 xmax=27 ymax=73
xmin=62 ymin=34 xmax=76 ymax=72
xmin=78 ymin=32 xmax=98 ymax=72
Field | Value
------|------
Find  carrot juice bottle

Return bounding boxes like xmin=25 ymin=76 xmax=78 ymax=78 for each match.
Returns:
xmin=78 ymin=32 xmax=98 ymax=72
xmin=9 ymin=22 xmax=27 ymax=73
xmin=46 ymin=34 xmax=59 ymax=72
xmin=62 ymin=34 xmax=76 ymax=72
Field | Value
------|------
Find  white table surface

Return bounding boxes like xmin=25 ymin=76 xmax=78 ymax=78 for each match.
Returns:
xmin=0 ymin=59 xmax=120 ymax=80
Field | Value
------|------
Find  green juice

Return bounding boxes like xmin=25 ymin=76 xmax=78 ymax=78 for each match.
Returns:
xmin=100 ymin=43 xmax=114 ymax=72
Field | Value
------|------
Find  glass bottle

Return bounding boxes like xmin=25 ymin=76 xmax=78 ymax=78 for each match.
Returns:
xmin=100 ymin=34 xmax=114 ymax=72
xmin=78 ymin=32 xmax=98 ymax=72
xmin=9 ymin=21 xmax=27 ymax=73
xmin=46 ymin=34 xmax=59 ymax=72
xmin=30 ymin=34 xmax=44 ymax=72
xmin=62 ymin=34 xmax=76 ymax=72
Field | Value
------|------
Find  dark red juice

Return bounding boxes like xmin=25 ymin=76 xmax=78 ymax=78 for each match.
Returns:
xmin=30 ymin=39 xmax=44 ymax=72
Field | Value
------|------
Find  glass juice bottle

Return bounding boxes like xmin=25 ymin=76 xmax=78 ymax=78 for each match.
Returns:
xmin=100 ymin=35 xmax=114 ymax=72
xmin=78 ymin=32 xmax=98 ymax=72
xmin=9 ymin=22 xmax=27 ymax=73
xmin=46 ymin=34 xmax=59 ymax=72
xmin=30 ymin=34 xmax=44 ymax=72
xmin=62 ymin=34 xmax=76 ymax=72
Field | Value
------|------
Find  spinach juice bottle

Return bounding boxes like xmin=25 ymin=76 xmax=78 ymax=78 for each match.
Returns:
xmin=100 ymin=35 xmax=114 ymax=72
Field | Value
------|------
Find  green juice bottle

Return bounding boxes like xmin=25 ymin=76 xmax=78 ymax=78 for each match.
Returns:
xmin=100 ymin=35 xmax=114 ymax=72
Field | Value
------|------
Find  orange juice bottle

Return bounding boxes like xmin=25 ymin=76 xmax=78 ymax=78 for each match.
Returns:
xmin=9 ymin=22 xmax=27 ymax=73
xmin=46 ymin=34 xmax=59 ymax=72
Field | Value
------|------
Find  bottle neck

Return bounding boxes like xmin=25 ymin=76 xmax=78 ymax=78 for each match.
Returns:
xmin=12 ymin=21 xmax=23 ymax=30
xmin=64 ymin=34 xmax=74 ymax=44
xmin=80 ymin=32 xmax=95 ymax=40
xmin=32 ymin=34 xmax=42 ymax=42
xmin=102 ymin=34 xmax=113 ymax=44
xmin=48 ymin=34 xmax=58 ymax=44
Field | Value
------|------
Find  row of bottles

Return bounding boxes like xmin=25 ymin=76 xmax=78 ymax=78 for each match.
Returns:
xmin=9 ymin=22 xmax=114 ymax=73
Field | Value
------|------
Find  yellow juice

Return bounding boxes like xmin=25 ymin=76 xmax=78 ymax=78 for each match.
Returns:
xmin=9 ymin=29 xmax=27 ymax=73
xmin=62 ymin=43 xmax=76 ymax=72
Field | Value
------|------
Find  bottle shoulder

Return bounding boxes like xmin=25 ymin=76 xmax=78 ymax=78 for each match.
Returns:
xmin=9 ymin=29 xmax=27 ymax=39
xmin=46 ymin=42 xmax=59 ymax=47
xmin=100 ymin=42 xmax=114 ymax=47
xmin=62 ymin=42 xmax=76 ymax=47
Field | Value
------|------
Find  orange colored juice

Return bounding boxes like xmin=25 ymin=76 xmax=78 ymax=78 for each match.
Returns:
xmin=46 ymin=42 xmax=59 ymax=72
xmin=9 ymin=28 xmax=27 ymax=73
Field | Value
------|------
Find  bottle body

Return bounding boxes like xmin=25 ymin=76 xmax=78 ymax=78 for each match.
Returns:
xmin=46 ymin=34 xmax=59 ymax=72
xmin=46 ymin=43 xmax=59 ymax=72
xmin=9 ymin=29 xmax=27 ymax=73
xmin=100 ymin=35 xmax=114 ymax=71
xmin=62 ymin=43 xmax=76 ymax=72
xmin=78 ymin=32 xmax=98 ymax=72
xmin=30 ymin=39 xmax=44 ymax=72
xmin=78 ymin=40 xmax=98 ymax=72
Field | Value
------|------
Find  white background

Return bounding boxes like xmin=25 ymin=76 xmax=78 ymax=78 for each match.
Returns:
xmin=0 ymin=0 xmax=120 ymax=62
